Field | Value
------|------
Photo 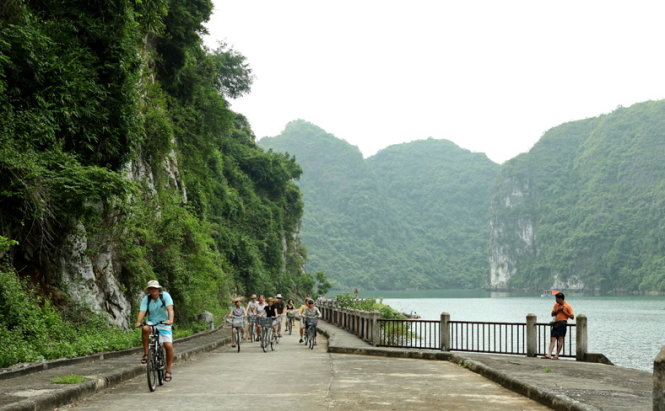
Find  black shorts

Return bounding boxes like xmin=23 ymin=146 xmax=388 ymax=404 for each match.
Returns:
xmin=551 ymin=321 xmax=567 ymax=338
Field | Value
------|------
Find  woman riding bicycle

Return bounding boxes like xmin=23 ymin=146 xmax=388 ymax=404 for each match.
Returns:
xmin=228 ymin=297 xmax=245 ymax=348
xmin=246 ymin=294 xmax=259 ymax=341
xmin=302 ymin=299 xmax=322 ymax=346
xmin=297 ymin=296 xmax=312 ymax=343
xmin=255 ymin=295 xmax=267 ymax=340
xmin=285 ymin=299 xmax=296 ymax=334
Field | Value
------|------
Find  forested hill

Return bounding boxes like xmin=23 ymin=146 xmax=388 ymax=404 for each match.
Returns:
xmin=260 ymin=120 xmax=500 ymax=289
xmin=490 ymin=100 xmax=665 ymax=293
xmin=0 ymin=0 xmax=311 ymax=364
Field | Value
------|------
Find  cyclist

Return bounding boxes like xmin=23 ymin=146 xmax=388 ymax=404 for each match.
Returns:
xmin=228 ymin=297 xmax=246 ymax=347
xmin=264 ymin=297 xmax=278 ymax=333
xmin=255 ymin=295 xmax=267 ymax=339
xmin=246 ymin=294 xmax=259 ymax=340
xmin=274 ymin=294 xmax=285 ymax=337
xmin=135 ymin=280 xmax=174 ymax=382
xmin=285 ymin=299 xmax=296 ymax=334
xmin=302 ymin=299 xmax=322 ymax=346
xmin=298 ymin=296 xmax=312 ymax=343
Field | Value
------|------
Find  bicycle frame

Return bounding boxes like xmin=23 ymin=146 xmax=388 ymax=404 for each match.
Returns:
xmin=142 ymin=322 xmax=166 ymax=391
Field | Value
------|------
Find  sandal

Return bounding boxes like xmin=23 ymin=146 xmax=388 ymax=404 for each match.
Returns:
xmin=140 ymin=353 xmax=148 ymax=364
xmin=164 ymin=371 xmax=172 ymax=382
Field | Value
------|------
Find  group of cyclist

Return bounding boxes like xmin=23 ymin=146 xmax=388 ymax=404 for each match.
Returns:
xmin=134 ymin=279 xmax=323 ymax=385
xmin=230 ymin=294 xmax=322 ymax=347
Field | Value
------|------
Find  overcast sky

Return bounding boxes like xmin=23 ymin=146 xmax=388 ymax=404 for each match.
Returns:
xmin=204 ymin=1 xmax=665 ymax=164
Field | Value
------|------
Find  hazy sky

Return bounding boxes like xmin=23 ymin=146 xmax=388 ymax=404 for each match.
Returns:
xmin=204 ymin=1 xmax=665 ymax=164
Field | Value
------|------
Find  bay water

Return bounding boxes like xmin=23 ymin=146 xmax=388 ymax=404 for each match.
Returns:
xmin=346 ymin=289 xmax=665 ymax=372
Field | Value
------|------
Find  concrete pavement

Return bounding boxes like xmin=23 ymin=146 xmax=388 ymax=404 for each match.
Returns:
xmin=60 ymin=323 xmax=548 ymax=411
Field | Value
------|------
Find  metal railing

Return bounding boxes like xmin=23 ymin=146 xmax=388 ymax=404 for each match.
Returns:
xmin=378 ymin=319 xmax=439 ymax=349
xmin=536 ymin=322 xmax=576 ymax=358
xmin=318 ymin=299 xmax=586 ymax=360
xmin=449 ymin=321 xmax=525 ymax=355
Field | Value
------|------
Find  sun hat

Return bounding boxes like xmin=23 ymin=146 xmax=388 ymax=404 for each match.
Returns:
xmin=232 ymin=296 xmax=245 ymax=303
xmin=250 ymin=294 xmax=257 ymax=299
xmin=145 ymin=280 xmax=162 ymax=291
xmin=276 ymin=293 xmax=283 ymax=299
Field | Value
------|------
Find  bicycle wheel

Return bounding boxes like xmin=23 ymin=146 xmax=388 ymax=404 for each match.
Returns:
xmin=287 ymin=318 xmax=292 ymax=335
xmin=261 ymin=329 xmax=268 ymax=352
xmin=147 ymin=346 xmax=158 ymax=391
xmin=308 ymin=326 xmax=316 ymax=350
xmin=236 ymin=327 xmax=241 ymax=352
xmin=157 ymin=344 xmax=166 ymax=385
xmin=270 ymin=329 xmax=276 ymax=351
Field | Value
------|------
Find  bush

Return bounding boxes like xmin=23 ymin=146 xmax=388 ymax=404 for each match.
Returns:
xmin=334 ymin=293 xmax=404 ymax=319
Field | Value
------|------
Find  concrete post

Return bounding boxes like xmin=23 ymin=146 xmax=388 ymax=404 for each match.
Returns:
xmin=526 ymin=313 xmax=537 ymax=357
xmin=371 ymin=311 xmax=380 ymax=346
xmin=654 ymin=346 xmax=665 ymax=410
xmin=440 ymin=312 xmax=450 ymax=351
xmin=576 ymin=314 xmax=587 ymax=361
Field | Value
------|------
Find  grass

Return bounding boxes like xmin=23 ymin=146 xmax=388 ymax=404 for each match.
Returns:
xmin=457 ymin=360 xmax=472 ymax=368
xmin=50 ymin=374 xmax=88 ymax=384
xmin=544 ymin=367 xmax=553 ymax=373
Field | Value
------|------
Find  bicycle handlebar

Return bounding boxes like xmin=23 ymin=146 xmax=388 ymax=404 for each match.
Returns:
xmin=136 ymin=321 xmax=167 ymax=328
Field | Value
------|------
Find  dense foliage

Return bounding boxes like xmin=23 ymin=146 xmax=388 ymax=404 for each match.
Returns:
xmin=260 ymin=120 xmax=499 ymax=290
xmin=490 ymin=101 xmax=665 ymax=292
xmin=334 ymin=293 xmax=403 ymax=319
xmin=0 ymin=0 xmax=310 ymax=365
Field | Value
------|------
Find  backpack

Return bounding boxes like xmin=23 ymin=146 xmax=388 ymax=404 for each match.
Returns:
xmin=144 ymin=292 xmax=166 ymax=318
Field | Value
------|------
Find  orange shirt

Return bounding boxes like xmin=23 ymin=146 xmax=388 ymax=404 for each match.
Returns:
xmin=552 ymin=301 xmax=574 ymax=322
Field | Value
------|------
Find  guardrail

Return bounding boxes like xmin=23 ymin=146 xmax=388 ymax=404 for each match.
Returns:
xmin=318 ymin=299 xmax=587 ymax=360
xmin=318 ymin=299 xmax=380 ymax=344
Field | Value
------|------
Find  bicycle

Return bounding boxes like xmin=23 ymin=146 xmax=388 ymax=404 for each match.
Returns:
xmin=139 ymin=322 xmax=166 ymax=391
xmin=226 ymin=315 xmax=244 ymax=352
xmin=247 ymin=314 xmax=258 ymax=342
xmin=259 ymin=317 xmax=277 ymax=352
xmin=304 ymin=317 xmax=318 ymax=350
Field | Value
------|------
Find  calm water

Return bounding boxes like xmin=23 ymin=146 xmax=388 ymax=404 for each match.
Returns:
xmin=336 ymin=289 xmax=665 ymax=371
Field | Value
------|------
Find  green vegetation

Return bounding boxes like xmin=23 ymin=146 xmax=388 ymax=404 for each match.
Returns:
xmin=0 ymin=1 xmax=310 ymax=367
xmin=490 ymin=100 xmax=665 ymax=292
xmin=260 ymin=120 xmax=499 ymax=290
xmin=334 ymin=293 xmax=403 ymax=319
xmin=0 ymin=267 xmax=138 ymax=367
xmin=544 ymin=367 xmax=553 ymax=373
xmin=50 ymin=374 xmax=88 ymax=384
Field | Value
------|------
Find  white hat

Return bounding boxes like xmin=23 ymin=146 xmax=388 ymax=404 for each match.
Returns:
xmin=146 ymin=280 xmax=163 ymax=291
xmin=276 ymin=294 xmax=283 ymax=299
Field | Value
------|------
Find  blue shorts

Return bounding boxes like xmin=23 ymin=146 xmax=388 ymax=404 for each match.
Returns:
xmin=551 ymin=321 xmax=567 ymax=338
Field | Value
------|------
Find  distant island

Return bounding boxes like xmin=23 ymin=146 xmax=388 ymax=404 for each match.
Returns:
xmin=261 ymin=100 xmax=665 ymax=294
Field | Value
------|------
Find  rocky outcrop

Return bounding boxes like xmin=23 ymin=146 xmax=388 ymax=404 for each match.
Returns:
xmin=59 ymin=222 xmax=131 ymax=328
xmin=489 ymin=178 xmax=535 ymax=289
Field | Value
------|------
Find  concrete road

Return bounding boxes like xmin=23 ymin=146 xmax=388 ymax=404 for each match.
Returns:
xmin=62 ymin=329 xmax=549 ymax=410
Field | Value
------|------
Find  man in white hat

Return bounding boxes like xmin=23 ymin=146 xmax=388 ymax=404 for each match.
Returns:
xmin=135 ymin=280 xmax=175 ymax=382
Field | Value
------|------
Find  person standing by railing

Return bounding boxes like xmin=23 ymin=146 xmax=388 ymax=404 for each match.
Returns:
xmin=545 ymin=292 xmax=574 ymax=359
